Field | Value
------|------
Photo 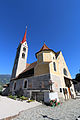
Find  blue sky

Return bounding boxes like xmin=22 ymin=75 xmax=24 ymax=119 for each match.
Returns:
xmin=0 ymin=0 xmax=80 ymax=78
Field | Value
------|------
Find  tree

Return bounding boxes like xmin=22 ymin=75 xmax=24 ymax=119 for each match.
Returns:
xmin=0 ymin=85 xmax=3 ymax=91
xmin=75 ymin=73 xmax=80 ymax=82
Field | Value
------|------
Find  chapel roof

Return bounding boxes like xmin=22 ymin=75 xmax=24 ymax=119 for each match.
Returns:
xmin=35 ymin=43 xmax=56 ymax=57
xmin=40 ymin=43 xmax=50 ymax=51
xmin=35 ymin=43 xmax=61 ymax=58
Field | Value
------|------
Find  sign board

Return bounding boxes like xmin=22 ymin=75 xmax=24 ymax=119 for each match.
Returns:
xmin=44 ymin=92 xmax=59 ymax=103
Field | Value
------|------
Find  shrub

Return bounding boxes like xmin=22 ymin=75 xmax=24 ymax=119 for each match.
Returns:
xmin=15 ymin=88 xmax=24 ymax=97
xmin=27 ymin=99 xmax=35 ymax=103
xmin=0 ymin=91 xmax=2 ymax=95
xmin=8 ymin=95 xmax=17 ymax=100
xmin=20 ymin=96 xmax=28 ymax=100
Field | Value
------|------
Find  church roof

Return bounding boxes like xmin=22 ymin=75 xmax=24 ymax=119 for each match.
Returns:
xmin=35 ymin=43 xmax=56 ymax=58
xmin=21 ymin=27 xmax=27 ymax=44
xmin=26 ymin=63 xmax=30 ymax=68
xmin=40 ymin=43 xmax=50 ymax=51
xmin=11 ymin=61 xmax=37 ymax=81
xmin=19 ymin=61 xmax=37 ymax=74
xmin=56 ymin=51 xmax=61 ymax=58
xmin=25 ymin=61 xmax=37 ymax=72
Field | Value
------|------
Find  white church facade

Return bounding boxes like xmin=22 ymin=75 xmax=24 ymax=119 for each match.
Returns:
xmin=9 ymin=28 xmax=76 ymax=101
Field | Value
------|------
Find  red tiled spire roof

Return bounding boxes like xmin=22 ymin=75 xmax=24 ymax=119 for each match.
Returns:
xmin=35 ymin=43 xmax=56 ymax=58
xmin=40 ymin=43 xmax=50 ymax=51
xmin=21 ymin=26 xmax=27 ymax=44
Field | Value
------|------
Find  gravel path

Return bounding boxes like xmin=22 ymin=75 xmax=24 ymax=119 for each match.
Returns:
xmin=0 ymin=96 xmax=41 ymax=119
xmin=13 ymin=99 xmax=80 ymax=120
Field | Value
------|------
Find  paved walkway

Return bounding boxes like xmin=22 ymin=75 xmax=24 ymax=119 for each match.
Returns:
xmin=0 ymin=96 xmax=41 ymax=119
xmin=13 ymin=99 xmax=80 ymax=120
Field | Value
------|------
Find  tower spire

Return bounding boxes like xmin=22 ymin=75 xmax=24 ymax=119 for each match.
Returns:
xmin=11 ymin=26 xmax=28 ymax=79
xmin=21 ymin=26 xmax=27 ymax=44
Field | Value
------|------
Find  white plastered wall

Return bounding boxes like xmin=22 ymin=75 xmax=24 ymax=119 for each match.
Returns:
xmin=49 ymin=51 xmax=76 ymax=99
xmin=16 ymin=41 xmax=28 ymax=77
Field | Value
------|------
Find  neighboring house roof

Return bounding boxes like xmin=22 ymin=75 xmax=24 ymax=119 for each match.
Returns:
xmin=3 ymin=83 xmax=10 ymax=88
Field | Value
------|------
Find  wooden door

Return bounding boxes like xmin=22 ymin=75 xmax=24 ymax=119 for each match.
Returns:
xmin=68 ymin=87 xmax=71 ymax=96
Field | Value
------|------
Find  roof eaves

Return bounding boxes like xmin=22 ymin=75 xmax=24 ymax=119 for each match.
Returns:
xmin=35 ymin=49 xmax=56 ymax=58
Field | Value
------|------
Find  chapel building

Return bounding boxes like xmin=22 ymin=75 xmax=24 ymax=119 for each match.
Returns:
xmin=10 ymin=28 xmax=76 ymax=101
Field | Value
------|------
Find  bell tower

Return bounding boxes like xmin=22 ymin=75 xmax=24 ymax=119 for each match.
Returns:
xmin=11 ymin=27 xmax=28 ymax=79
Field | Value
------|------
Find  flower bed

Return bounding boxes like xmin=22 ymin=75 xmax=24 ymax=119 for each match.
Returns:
xmin=8 ymin=95 xmax=17 ymax=100
xmin=19 ymin=96 xmax=28 ymax=100
xmin=27 ymin=100 xmax=35 ymax=103
xmin=8 ymin=95 xmax=35 ymax=103
xmin=50 ymin=99 xmax=60 ymax=107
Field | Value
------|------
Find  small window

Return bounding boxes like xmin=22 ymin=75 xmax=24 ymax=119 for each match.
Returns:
xmin=63 ymin=68 xmax=67 ymax=76
xmin=60 ymin=88 xmax=62 ymax=92
xmin=24 ymin=81 xmax=27 ymax=88
xmin=23 ymin=47 xmax=26 ymax=52
xmin=53 ymin=62 xmax=56 ymax=71
xmin=14 ymin=82 xmax=16 ymax=90
xmin=22 ymin=53 xmax=25 ymax=58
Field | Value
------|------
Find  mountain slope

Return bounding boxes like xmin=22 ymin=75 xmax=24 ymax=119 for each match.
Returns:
xmin=0 ymin=74 xmax=11 ymax=86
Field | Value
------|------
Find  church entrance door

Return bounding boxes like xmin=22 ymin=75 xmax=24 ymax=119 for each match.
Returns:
xmin=68 ymin=87 xmax=71 ymax=96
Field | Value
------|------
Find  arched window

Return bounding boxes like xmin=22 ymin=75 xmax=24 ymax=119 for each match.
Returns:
xmin=14 ymin=82 xmax=16 ymax=90
xmin=53 ymin=62 xmax=56 ymax=71
xmin=24 ymin=80 xmax=27 ymax=88
xmin=22 ymin=53 xmax=25 ymax=58
xmin=63 ymin=68 xmax=67 ymax=76
xmin=23 ymin=47 xmax=26 ymax=52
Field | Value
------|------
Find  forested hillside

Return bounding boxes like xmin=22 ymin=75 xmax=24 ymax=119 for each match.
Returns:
xmin=0 ymin=74 xmax=11 ymax=90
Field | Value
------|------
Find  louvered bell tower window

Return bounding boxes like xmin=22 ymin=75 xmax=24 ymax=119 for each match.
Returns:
xmin=22 ymin=53 xmax=25 ymax=59
xmin=23 ymin=47 xmax=26 ymax=52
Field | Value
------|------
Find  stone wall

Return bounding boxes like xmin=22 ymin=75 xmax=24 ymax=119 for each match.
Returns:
xmin=32 ymin=92 xmax=44 ymax=101
xmin=10 ymin=74 xmax=50 ymax=96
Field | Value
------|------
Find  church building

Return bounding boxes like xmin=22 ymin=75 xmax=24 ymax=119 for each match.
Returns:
xmin=10 ymin=28 xmax=76 ymax=101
